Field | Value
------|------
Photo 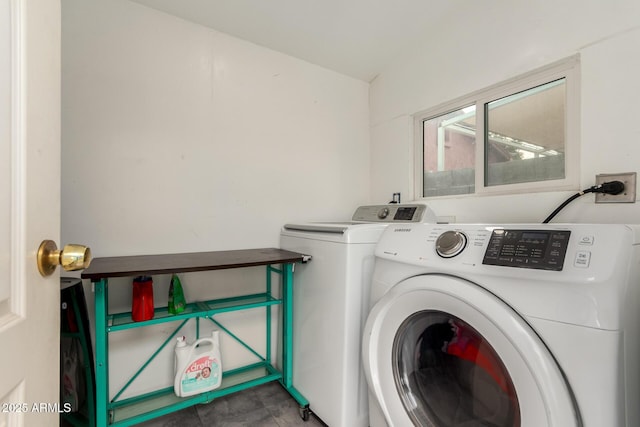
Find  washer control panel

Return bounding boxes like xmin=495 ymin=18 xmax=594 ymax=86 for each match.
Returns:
xmin=482 ymin=229 xmax=571 ymax=271
xmin=351 ymin=204 xmax=436 ymax=223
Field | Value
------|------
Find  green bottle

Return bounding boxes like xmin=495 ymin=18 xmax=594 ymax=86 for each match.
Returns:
xmin=168 ymin=274 xmax=186 ymax=314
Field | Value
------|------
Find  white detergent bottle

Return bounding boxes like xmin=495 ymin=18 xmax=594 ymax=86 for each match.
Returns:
xmin=174 ymin=331 xmax=222 ymax=397
xmin=173 ymin=336 xmax=189 ymax=396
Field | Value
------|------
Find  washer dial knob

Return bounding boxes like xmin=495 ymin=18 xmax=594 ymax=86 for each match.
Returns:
xmin=377 ymin=207 xmax=390 ymax=219
xmin=436 ymin=231 xmax=468 ymax=258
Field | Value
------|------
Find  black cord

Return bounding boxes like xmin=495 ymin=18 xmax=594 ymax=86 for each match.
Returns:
xmin=542 ymin=181 xmax=625 ymax=224
xmin=542 ymin=189 xmax=596 ymax=223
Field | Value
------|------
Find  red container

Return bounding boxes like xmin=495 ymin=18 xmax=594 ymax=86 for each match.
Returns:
xmin=132 ymin=276 xmax=154 ymax=322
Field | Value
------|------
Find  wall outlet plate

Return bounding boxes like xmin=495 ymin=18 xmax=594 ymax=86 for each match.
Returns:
xmin=595 ymin=172 xmax=637 ymax=203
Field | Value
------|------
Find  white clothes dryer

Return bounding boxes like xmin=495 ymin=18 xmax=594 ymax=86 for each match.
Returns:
xmin=280 ymin=204 xmax=436 ymax=427
xmin=363 ymin=223 xmax=640 ymax=427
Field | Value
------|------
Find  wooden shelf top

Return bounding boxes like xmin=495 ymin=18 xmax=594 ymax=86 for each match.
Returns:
xmin=81 ymin=248 xmax=307 ymax=280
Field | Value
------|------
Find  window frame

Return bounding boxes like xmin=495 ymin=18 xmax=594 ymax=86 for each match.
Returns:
xmin=413 ymin=55 xmax=580 ymax=199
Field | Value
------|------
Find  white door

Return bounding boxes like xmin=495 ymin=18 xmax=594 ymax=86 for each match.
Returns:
xmin=362 ymin=275 xmax=579 ymax=427
xmin=0 ymin=1 xmax=62 ymax=426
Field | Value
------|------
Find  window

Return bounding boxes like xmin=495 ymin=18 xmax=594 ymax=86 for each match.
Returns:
xmin=422 ymin=105 xmax=477 ymax=197
xmin=415 ymin=56 xmax=579 ymax=198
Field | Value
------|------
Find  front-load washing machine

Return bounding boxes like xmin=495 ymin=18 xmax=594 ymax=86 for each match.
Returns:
xmin=363 ymin=223 xmax=640 ymax=427
xmin=280 ymin=204 xmax=436 ymax=427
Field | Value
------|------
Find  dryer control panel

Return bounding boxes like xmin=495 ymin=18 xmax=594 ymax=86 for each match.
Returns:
xmin=482 ymin=229 xmax=571 ymax=271
xmin=351 ymin=204 xmax=436 ymax=223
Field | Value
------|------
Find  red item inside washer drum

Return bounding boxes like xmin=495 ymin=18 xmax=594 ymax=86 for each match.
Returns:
xmin=446 ymin=323 xmax=510 ymax=393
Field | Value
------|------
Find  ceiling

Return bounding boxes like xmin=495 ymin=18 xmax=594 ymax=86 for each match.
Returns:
xmin=129 ymin=0 xmax=462 ymax=82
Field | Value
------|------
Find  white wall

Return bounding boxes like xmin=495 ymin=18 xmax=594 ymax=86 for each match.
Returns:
xmin=61 ymin=0 xmax=369 ymax=398
xmin=370 ymin=1 xmax=640 ymax=224
xmin=62 ymin=0 xmax=370 ymax=257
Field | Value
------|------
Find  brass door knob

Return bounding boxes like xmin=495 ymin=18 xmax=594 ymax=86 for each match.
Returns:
xmin=37 ymin=240 xmax=92 ymax=277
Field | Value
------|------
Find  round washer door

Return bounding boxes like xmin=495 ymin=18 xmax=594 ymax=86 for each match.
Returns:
xmin=362 ymin=274 xmax=579 ymax=427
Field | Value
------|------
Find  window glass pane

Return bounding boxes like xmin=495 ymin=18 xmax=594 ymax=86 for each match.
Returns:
xmin=485 ymin=79 xmax=565 ymax=187
xmin=393 ymin=311 xmax=520 ymax=426
xmin=423 ymin=106 xmax=476 ymax=197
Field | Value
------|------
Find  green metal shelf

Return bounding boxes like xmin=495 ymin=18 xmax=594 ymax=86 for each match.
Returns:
xmin=108 ymin=293 xmax=281 ymax=331
xmin=81 ymin=248 xmax=310 ymax=427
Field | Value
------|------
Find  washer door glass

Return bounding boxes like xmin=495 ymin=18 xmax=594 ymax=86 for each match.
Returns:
xmin=393 ymin=310 xmax=520 ymax=426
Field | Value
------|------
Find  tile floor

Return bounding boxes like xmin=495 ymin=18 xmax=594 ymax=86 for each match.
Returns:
xmin=137 ymin=382 xmax=327 ymax=427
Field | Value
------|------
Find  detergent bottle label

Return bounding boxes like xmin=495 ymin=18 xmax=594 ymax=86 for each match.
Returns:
xmin=180 ymin=356 xmax=220 ymax=393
